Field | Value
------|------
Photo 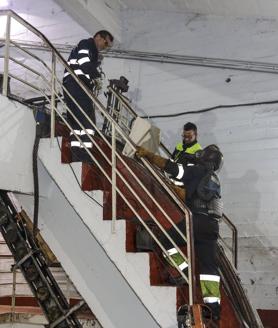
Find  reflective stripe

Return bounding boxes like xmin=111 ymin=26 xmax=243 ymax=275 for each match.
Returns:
xmin=71 ymin=141 xmax=93 ymax=148
xmin=70 ymin=130 xmax=94 ymax=136
xmin=71 ymin=141 xmax=81 ymax=147
xmin=81 ymin=129 xmax=94 ymax=135
xmin=203 ymin=297 xmax=220 ymax=304
xmin=200 ymin=274 xmax=220 ymax=283
xmin=70 ymin=130 xmax=81 ymax=136
xmin=78 ymin=57 xmax=90 ymax=65
xmin=167 ymin=248 xmax=178 ymax=256
xmin=68 ymin=59 xmax=77 ymax=65
xmin=82 ymin=142 xmax=93 ymax=148
xmin=170 ymin=179 xmax=184 ymax=186
xmin=176 ymin=164 xmax=184 ymax=179
xmin=78 ymin=49 xmax=89 ymax=54
xmin=63 ymin=70 xmax=90 ymax=79
xmin=179 ymin=262 xmax=188 ymax=271
xmin=73 ymin=69 xmax=90 ymax=79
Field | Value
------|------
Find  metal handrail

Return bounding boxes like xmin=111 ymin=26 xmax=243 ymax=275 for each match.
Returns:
xmin=108 ymin=84 xmax=239 ymax=265
xmin=1 ymin=9 xmax=196 ymax=304
xmin=222 ymin=214 xmax=238 ymax=269
xmin=107 ymin=86 xmax=172 ymax=157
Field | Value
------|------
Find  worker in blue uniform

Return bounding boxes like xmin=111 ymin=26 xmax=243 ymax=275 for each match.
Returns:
xmin=63 ymin=30 xmax=114 ymax=162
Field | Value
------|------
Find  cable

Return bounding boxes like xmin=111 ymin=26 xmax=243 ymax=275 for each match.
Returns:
xmin=32 ymin=124 xmax=40 ymax=237
xmin=141 ymin=98 xmax=278 ymax=119
xmin=56 ymin=138 xmax=103 ymax=208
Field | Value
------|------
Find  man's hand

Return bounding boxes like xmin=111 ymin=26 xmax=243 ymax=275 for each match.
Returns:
xmin=93 ymin=78 xmax=103 ymax=91
xmin=136 ymin=146 xmax=167 ymax=170
xmin=172 ymin=185 xmax=186 ymax=200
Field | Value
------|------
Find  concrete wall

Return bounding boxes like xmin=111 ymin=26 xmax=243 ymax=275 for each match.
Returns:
xmin=16 ymin=160 xmax=162 ymax=328
xmin=0 ymin=95 xmax=34 ymax=194
xmin=108 ymin=10 xmax=278 ymax=310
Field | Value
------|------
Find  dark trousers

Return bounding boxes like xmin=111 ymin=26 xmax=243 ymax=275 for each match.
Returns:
xmin=63 ymin=77 xmax=95 ymax=130
xmin=161 ymin=214 xmax=219 ymax=278
xmin=63 ymin=77 xmax=96 ymax=162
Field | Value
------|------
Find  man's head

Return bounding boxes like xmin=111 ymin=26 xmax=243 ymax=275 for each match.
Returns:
xmin=94 ymin=30 xmax=114 ymax=51
xmin=197 ymin=144 xmax=223 ymax=171
xmin=182 ymin=122 xmax=197 ymax=145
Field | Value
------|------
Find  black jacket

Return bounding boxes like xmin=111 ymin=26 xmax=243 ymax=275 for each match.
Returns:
xmin=63 ymin=38 xmax=101 ymax=86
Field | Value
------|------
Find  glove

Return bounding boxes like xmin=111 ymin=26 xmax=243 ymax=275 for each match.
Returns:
xmin=135 ymin=146 xmax=153 ymax=159
xmin=172 ymin=185 xmax=186 ymax=200
xmin=93 ymin=78 xmax=103 ymax=91
xmin=136 ymin=146 xmax=167 ymax=170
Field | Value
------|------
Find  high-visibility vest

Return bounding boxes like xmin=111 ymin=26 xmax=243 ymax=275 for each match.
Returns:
xmin=174 ymin=142 xmax=202 ymax=160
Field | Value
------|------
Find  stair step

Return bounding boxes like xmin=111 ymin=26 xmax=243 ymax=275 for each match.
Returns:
xmin=58 ymin=133 xmax=243 ymax=327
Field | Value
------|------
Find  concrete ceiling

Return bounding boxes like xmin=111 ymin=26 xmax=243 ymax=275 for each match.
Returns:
xmin=1 ymin=0 xmax=278 ymax=47
xmin=115 ymin=0 xmax=278 ymax=17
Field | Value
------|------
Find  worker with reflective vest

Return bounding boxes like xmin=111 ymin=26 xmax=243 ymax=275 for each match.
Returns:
xmin=171 ymin=122 xmax=202 ymax=186
xmin=136 ymin=144 xmax=223 ymax=322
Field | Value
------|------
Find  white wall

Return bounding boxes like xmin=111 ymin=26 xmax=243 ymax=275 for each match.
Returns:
xmin=0 ymin=95 xmax=34 ymax=193
xmin=115 ymin=10 xmax=278 ymax=310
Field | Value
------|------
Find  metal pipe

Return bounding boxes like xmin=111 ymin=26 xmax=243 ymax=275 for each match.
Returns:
xmin=3 ymin=12 xmax=11 ymax=96
xmin=51 ymin=51 xmax=56 ymax=146
xmin=185 ymin=210 xmax=195 ymax=305
xmin=222 ymin=214 xmax=238 ymax=269
xmin=3 ymin=35 xmax=278 ymax=74
xmin=111 ymin=122 xmax=117 ymax=233
xmin=11 ymin=265 xmax=16 ymax=323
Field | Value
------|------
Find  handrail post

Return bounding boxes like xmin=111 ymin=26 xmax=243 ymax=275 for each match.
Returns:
xmin=232 ymin=226 xmax=238 ymax=269
xmin=50 ymin=51 xmax=56 ymax=146
xmin=111 ymin=122 xmax=117 ymax=233
xmin=11 ymin=265 xmax=16 ymax=323
xmin=185 ymin=211 xmax=196 ymax=306
xmin=3 ymin=12 xmax=11 ymax=96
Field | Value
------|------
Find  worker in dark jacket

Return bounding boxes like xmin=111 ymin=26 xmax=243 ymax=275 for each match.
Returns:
xmin=136 ymin=144 xmax=223 ymax=322
xmin=171 ymin=122 xmax=202 ymax=186
xmin=63 ymin=30 xmax=114 ymax=162
xmin=172 ymin=122 xmax=202 ymax=163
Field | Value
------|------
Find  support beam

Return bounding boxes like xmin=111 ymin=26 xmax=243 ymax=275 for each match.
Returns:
xmin=54 ymin=0 xmax=121 ymax=42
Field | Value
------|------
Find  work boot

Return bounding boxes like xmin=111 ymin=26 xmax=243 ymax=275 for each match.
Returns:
xmin=167 ymin=266 xmax=188 ymax=286
xmin=177 ymin=305 xmax=191 ymax=328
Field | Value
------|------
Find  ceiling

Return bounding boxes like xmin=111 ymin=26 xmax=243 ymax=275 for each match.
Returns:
xmin=0 ymin=0 xmax=278 ymax=47
xmin=114 ymin=0 xmax=278 ymax=17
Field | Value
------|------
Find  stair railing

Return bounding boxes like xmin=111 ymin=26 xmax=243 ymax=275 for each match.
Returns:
xmin=0 ymin=9 xmax=197 ymax=306
xmin=107 ymin=83 xmax=239 ymax=268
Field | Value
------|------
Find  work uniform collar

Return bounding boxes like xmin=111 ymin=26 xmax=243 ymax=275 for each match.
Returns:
xmin=183 ymin=140 xmax=198 ymax=150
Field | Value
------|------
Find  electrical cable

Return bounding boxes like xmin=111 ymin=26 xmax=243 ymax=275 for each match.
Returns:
xmin=141 ymin=98 xmax=278 ymax=119
xmin=32 ymin=122 xmax=40 ymax=238
xmin=56 ymin=138 xmax=103 ymax=208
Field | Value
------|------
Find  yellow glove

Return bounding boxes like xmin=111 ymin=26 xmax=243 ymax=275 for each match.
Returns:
xmin=135 ymin=146 xmax=153 ymax=159
xmin=172 ymin=185 xmax=186 ymax=201
xmin=136 ymin=146 xmax=167 ymax=170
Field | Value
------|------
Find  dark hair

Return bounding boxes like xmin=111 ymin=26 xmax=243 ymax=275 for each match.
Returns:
xmin=94 ymin=30 xmax=114 ymax=42
xmin=184 ymin=122 xmax=197 ymax=132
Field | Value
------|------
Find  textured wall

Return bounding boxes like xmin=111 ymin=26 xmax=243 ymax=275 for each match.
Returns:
xmin=108 ymin=10 xmax=278 ymax=310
